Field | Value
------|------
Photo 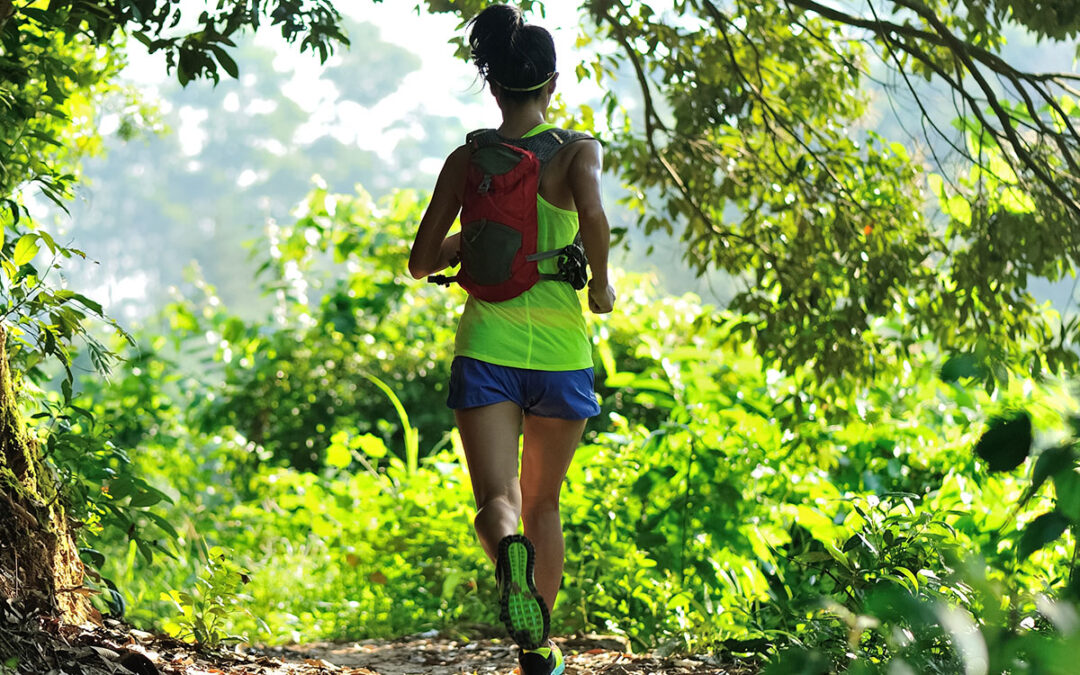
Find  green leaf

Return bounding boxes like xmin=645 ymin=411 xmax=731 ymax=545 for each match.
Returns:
xmin=1053 ymin=468 xmax=1080 ymax=522
xmin=354 ymin=433 xmax=387 ymax=459
xmin=945 ymin=195 xmax=973 ymax=225
xmin=135 ymin=538 xmax=155 ymax=564
xmin=79 ymin=547 xmax=106 ymax=568
xmin=71 ymin=292 xmax=103 ymax=315
xmin=325 ymin=441 xmax=351 ymax=468
xmin=1018 ymin=511 xmax=1069 ymax=561
xmin=13 ymin=234 xmax=39 ymax=266
xmin=975 ymin=411 xmax=1032 ymax=472
xmin=25 ymin=130 xmax=63 ymax=148
xmin=129 ymin=489 xmax=165 ymax=508
xmin=1032 ymin=446 xmax=1075 ymax=494
xmin=605 ymin=372 xmax=635 ymax=387
xmin=18 ymin=7 xmax=56 ymax=25
xmin=940 ymin=353 xmax=986 ymax=382
xmin=209 ymin=45 xmax=239 ymax=79
xmin=146 ymin=511 xmax=180 ymax=540
xmin=894 ymin=566 xmax=919 ymax=592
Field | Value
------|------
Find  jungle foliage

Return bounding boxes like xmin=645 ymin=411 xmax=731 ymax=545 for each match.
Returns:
xmin=3 ymin=0 xmax=1080 ymax=673
xmin=6 ymin=0 xmax=1080 ymax=380
xmin=428 ymin=0 xmax=1080 ymax=381
xmin=57 ymin=187 xmax=1080 ymax=673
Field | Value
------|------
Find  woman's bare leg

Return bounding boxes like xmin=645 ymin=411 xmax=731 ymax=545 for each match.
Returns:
xmin=456 ymin=401 xmax=525 ymax=562
xmin=519 ymin=414 xmax=587 ymax=612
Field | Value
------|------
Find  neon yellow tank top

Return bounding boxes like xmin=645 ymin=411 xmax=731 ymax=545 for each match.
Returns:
xmin=454 ymin=124 xmax=592 ymax=371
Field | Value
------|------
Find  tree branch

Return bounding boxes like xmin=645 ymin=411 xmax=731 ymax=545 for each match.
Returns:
xmin=0 ymin=0 xmax=13 ymax=32
xmin=598 ymin=4 xmax=765 ymax=251
xmin=889 ymin=0 xmax=1080 ymax=216
xmin=701 ymin=0 xmax=868 ymax=213
xmin=779 ymin=0 xmax=1080 ymax=216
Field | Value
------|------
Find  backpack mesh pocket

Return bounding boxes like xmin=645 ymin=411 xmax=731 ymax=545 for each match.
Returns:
xmin=461 ymin=220 xmax=522 ymax=286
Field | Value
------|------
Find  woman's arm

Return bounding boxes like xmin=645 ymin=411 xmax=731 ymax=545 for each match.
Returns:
xmin=568 ymin=140 xmax=616 ymax=313
xmin=409 ymin=146 xmax=469 ymax=279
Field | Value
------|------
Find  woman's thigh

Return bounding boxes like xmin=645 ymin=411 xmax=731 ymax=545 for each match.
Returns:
xmin=455 ymin=401 xmax=524 ymax=507
xmin=519 ymin=414 xmax=587 ymax=508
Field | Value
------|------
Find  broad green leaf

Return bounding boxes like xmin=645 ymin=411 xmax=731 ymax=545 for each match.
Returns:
xmin=146 ymin=511 xmax=180 ymax=540
xmin=78 ymin=548 xmax=105 ymax=568
xmin=1032 ymin=446 xmax=1075 ymax=494
xmin=927 ymin=173 xmax=945 ymax=199
xmin=1001 ymin=186 xmax=1036 ymax=213
xmin=325 ymin=442 xmax=351 ymax=468
xmin=606 ymin=372 xmax=635 ymax=387
xmin=945 ymin=195 xmax=973 ymax=226
xmin=1018 ymin=511 xmax=1069 ymax=561
xmin=129 ymin=489 xmax=165 ymax=508
xmin=209 ymin=45 xmax=239 ymax=79
xmin=354 ymin=433 xmax=388 ymax=459
xmin=1053 ymin=468 xmax=1080 ymax=522
xmin=940 ymin=353 xmax=985 ymax=382
xmin=13 ymin=234 xmax=39 ymax=266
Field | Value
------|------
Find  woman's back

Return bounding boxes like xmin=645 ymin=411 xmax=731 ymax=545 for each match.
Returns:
xmin=453 ymin=122 xmax=594 ymax=371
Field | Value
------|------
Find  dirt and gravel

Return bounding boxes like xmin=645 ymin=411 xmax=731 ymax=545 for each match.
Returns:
xmin=0 ymin=603 xmax=760 ymax=675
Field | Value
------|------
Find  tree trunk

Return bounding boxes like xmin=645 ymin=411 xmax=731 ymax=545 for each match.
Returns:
xmin=0 ymin=0 xmax=12 ymax=32
xmin=0 ymin=326 xmax=92 ymax=623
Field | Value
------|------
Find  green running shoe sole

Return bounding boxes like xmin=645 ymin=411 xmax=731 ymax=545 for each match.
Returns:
xmin=497 ymin=534 xmax=549 ymax=650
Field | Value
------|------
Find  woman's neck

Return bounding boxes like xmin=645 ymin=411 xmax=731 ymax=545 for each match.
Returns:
xmin=497 ymin=103 xmax=547 ymax=138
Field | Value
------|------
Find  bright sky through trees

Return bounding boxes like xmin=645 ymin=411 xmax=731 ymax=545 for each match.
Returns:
xmin=61 ymin=2 xmax=634 ymax=316
xmin=117 ymin=2 xmax=604 ymax=169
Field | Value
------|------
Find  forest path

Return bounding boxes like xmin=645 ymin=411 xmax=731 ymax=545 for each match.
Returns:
xmin=2 ymin=614 xmax=758 ymax=675
xmin=254 ymin=634 xmax=754 ymax=674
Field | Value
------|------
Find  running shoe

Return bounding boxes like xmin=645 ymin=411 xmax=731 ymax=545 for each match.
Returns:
xmin=518 ymin=643 xmax=565 ymax=675
xmin=495 ymin=534 xmax=550 ymax=650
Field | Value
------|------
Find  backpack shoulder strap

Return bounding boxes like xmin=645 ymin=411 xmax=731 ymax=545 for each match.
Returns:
xmin=472 ymin=127 xmax=595 ymax=166
xmin=518 ymin=128 xmax=595 ymax=167
xmin=465 ymin=128 xmax=500 ymax=150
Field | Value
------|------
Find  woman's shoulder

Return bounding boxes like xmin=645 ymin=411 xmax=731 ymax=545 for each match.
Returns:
xmin=443 ymin=143 xmax=471 ymax=170
xmin=556 ymin=132 xmax=602 ymax=170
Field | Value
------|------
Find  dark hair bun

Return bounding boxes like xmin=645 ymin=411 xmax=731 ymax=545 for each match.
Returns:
xmin=468 ymin=4 xmax=555 ymax=100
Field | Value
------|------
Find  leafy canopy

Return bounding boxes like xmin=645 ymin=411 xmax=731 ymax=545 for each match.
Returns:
xmin=428 ymin=0 xmax=1080 ymax=381
xmin=6 ymin=0 xmax=1079 ymax=383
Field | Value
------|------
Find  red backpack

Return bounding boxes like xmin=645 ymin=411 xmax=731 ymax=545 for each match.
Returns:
xmin=429 ymin=127 xmax=592 ymax=302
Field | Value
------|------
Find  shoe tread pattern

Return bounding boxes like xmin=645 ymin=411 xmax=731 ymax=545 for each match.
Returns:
xmin=497 ymin=534 xmax=550 ymax=651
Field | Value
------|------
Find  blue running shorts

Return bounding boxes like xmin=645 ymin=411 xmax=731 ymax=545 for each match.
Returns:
xmin=447 ymin=356 xmax=602 ymax=419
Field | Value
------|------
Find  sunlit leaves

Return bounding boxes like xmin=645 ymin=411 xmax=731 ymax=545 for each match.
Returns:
xmin=11 ymin=234 xmax=39 ymax=267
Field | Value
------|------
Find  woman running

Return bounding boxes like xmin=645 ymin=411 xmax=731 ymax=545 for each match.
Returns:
xmin=408 ymin=4 xmax=615 ymax=674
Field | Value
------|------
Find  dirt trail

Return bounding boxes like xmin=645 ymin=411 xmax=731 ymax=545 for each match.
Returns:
xmin=264 ymin=634 xmax=755 ymax=674
xmin=1 ymin=610 xmax=758 ymax=675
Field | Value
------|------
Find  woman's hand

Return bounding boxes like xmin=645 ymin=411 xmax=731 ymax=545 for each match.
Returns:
xmin=587 ymin=279 xmax=615 ymax=314
xmin=438 ymin=232 xmax=461 ymax=271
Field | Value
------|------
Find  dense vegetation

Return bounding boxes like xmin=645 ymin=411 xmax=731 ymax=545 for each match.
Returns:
xmin=45 ymin=184 xmax=1079 ymax=672
xmin=3 ymin=1 xmax=1080 ymax=673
